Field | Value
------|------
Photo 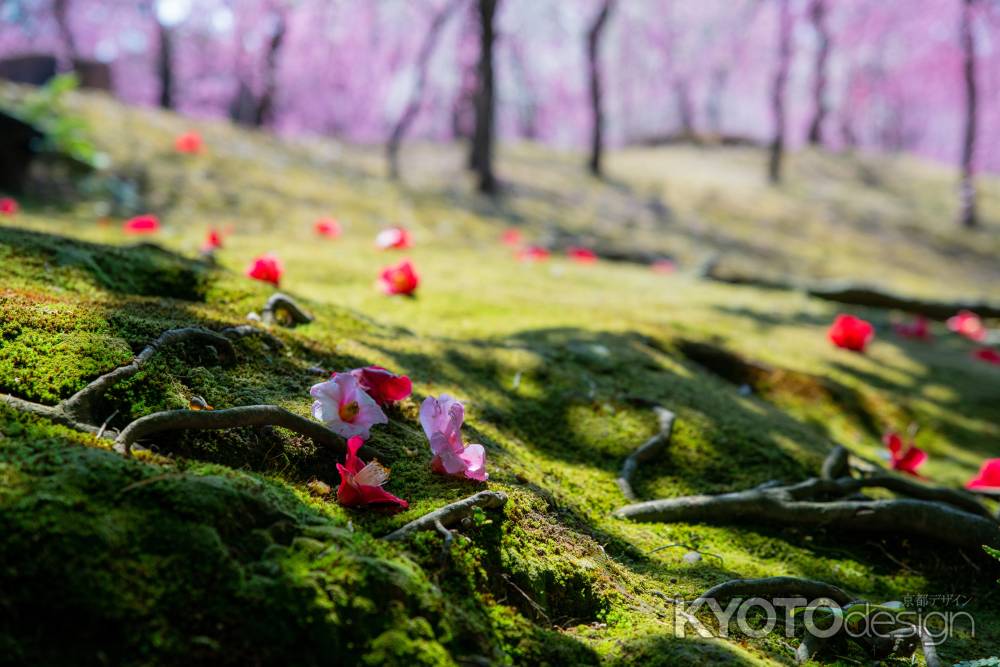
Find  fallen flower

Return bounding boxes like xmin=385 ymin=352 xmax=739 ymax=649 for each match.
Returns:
xmin=973 ymin=348 xmax=1000 ymax=365
xmin=311 ymin=373 xmax=387 ymax=440
xmin=883 ymin=431 xmax=927 ymax=476
xmin=966 ymin=459 xmax=1000 ymax=491
xmin=246 ymin=253 xmax=284 ymax=286
xmin=0 ymin=197 xmax=18 ymax=216
xmin=517 ymin=245 xmax=550 ymax=262
xmin=123 ymin=214 xmax=160 ymax=235
xmin=314 ymin=218 xmax=342 ymax=238
xmin=375 ymin=226 xmax=412 ymax=249
xmin=174 ymin=131 xmax=203 ymax=154
xmin=501 ymin=228 xmax=523 ymax=246
xmin=567 ymin=246 xmax=598 ymax=264
xmin=378 ymin=260 xmax=419 ymax=296
xmin=893 ymin=315 xmax=932 ymax=341
xmin=828 ymin=314 xmax=874 ymax=352
xmin=337 ymin=435 xmax=408 ymax=508
xmin=347 ymin=366 xmax=412 ymax=406
xmin=651 ymin=259 xmax=676 ymax=274
xmin=200 ymin=228 xmax=223 ymax=253
xmin=947 ymin=310 xmax=986 ymax=341
xmin=420 ymin=395 xmax=488 ymax=482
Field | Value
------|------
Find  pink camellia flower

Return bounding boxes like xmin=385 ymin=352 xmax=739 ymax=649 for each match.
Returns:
xmin=893 ymin=316 xmax=932 ymax=341
xmin=516 ymin=245 xmax=550 ymax=262
xmin=420 ymin=395 xmax=488 ymax=482
xmin=123 ymin=214 xmax=160 ymax=235
xmin=828 ymin=314 xmax=874 ymax=352
xmin=378 ymin=260 xmax=419 ymax=296
xmin=501 ymin=229 xmax=523 ymax=246
xmin=375 ymin=226 xmax=412 ymax=250
xmin=336 ymin=435 xmax=408 ymax=508
xmin=246 ymin=253 xmax=284 ymax=286
xmin=311 ymin=373 xmax=387 ymax=440
xmin=567 ymin=246 xmax=598 ymax=264
xmin=200 ymin=228 xmax=223 ymax=253
xmin=314 ymin=218 xmax=342 ymax=238
xmin=651 ymin=259 xmax=676 ymax=274
xmin=174 ymin=131 xmax=203 ymax=154
xmin=973 ymin=348 xmax=1000 ymax=365
xmin=883 ymin=431 xmax=927 ymax=476
xmin=966 ymin=459 xmax=1000 ymax=491
xmin=346 ymin=366 xmax=412 ymax=406
xmin=947 ymin=310 xmax=986 ymax=341
xmin=0 ymin=197 xmax=18 ymax=216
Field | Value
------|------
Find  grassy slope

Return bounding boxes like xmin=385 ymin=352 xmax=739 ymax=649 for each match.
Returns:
xmin=1 ymin=85 xmax=999 ymax=666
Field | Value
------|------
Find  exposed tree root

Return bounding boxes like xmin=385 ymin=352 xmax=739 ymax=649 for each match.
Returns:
xmin=114 ymin=404 xmax=357 ymax=458
xmin=820 ymin=445 xmax=850 ymax=480
xmin=383 ymin=491 xmax=508 ymax=541
xmin=700 ymin=263 xmax=1000 ymax=319
xmin=222 ymin=324 xmax=285 ymax=349
xmin=616 ymin=405 xmax=675 ymax=500
xmin=261 ymin=293 xmax=314 ymax=327
xmin=695 ymin=576 xmax=854 ymax=606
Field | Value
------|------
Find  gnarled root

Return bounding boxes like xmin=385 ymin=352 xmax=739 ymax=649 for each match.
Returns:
xmin=114 ymin=404 xmax=358 ymax=458
xmin=617 ymin=405 xmax=676 ymax=500
xmin=261 ymin=293 xmax=313 ymax=327
xmin=383 ymin=491 xmax=508 ymax=541
xmin=694 ymin=576 xmax=853 ymax=606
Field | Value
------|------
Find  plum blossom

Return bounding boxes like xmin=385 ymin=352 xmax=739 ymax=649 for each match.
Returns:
xmin=893 ymin=316 xmax=932 ymax=341
xmin=174 ymin=131 xmax=203 ymax=153
xmin=311 ymin=373 xmax=387 ymax=439
xmin=501 ymin=229 xmax=522 ymax=246
xmin=378 ymin=260 xmax=419 ymax=296
xmin=828 ymin=314 xmax=874 ymax=352
xmin=375 ymin=226 xmax=412 ymax=249
xmin=314 ymin=218 xmax=342 ymax=238
xmin=337 ymin=435 xmax=408 ymax=508
xmin=345 ymin=366 xmax=412 ymax=406
xmin=567 ymin=246 xmax=598 ymax=264
xmin=0 ymin=197 xmax=18 ymax=216
xmin=201 ymin=228 xmax=223 ymax=253
xmin=966 ymin=459 xmax=1000 ymax=491
xmin=651 ymin=259 xmax=676 ymax=274
xmin=883 ymin=431 xmax=927 ymax=476
xmin=974 ymin=348 xmax=1000 ymax=365
xmin=947 ymin=310 xmax=986 ymax=341
xmin=420 ymin=395 xmax=488 ymax=481
xmin=246 ymin=253 xmax=283 ymax=286
xmin=516 ymin=245 xmax=550 ymax=262
xmin=123 ymin=214 xmax=160 ymax=234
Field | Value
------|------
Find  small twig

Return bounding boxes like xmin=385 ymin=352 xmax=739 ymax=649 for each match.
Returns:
xmin=95 ymin=410 xmax=119 ymax=439
xmin=261 ymin=293 xmax=313 ymax=327
xmin=616 ymin=405 xmax=675 ymax=500
xmin=502 ymin=573 xmax=550 ymax=622
xmin=383 ymin=491 xmax=507 ymax=541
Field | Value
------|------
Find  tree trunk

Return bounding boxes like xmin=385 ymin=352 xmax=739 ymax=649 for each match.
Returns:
xmin=53 ymin=0 xmax=77 ymax=58
xmin=958 ymin=0 xmax=978 ymax=228
xmin=706 ymin=67 xmax=728 ymax=136
xmin=675 ymin=77 xmax=695 ymax=137
xmin=767 ymin=0 xmax=792 ymax=184
xmin=470 ymin=0 xmax=499 ymax=195
xmin=806 ymin=0 xmax=829 ymax=146
xmin=157 ymin=22 xmax=174 ymax=110
xmin=387 ymin=0 xmax=460 ymax=179
xmin=254 ymin=12 xmax=288 ymax=127
xmin=586 ymin=0 xmax=614 ymax=176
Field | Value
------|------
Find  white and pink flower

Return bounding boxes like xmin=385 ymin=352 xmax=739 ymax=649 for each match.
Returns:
xmin=419 ymin=395 xmax=488 ymax=482
xmin=310 ymin=374 xmax=387 ymax=439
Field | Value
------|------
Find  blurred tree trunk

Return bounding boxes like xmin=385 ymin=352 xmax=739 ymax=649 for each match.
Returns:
xmin=675 ymin=77 xmax=695 ymax=137
xmin=806 ymin=0 xmax=829 ymax=146
xmin=157 ymin=22 xmax=174 ymax=110
xmin=586 ymin=0 xmax=614 ymax=177
xmin=958 ymin=0 xmax=978 ymax=228
xmin=53 ymin=0 xmax=77 ymax=58
xmin=469 ymin=0 xmax=499 ymax=195
xmin=706 ymin=67 xmax=728 ymax=136
xmin=254 ymin=12 xmax=287 ymax=127
xmin=387 ymin=0 xmax=460 ymax=179
xmin=767 ymin=0 xmax=792 ymax=184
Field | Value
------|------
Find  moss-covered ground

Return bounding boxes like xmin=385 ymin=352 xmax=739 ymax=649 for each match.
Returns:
xmin=0 ymin=84 xmax=998 ymax=665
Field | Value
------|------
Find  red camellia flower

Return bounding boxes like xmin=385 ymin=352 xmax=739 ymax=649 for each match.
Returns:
xmin=200 ymin=228 xmax=223 ymax=253
xmin=378 ymin=260 xmax=419 ymax=296
xmin=336 ymin=436 xmax=408 ymax=508
xmin=123 ymin=214 xmax=160 ymax=235
xmin=966 ymin=459 xmax=1000 ymax=491
xmin=567 ymin=246 xmax=598 ymax=264
xmin=174 ymin=131 xmax=203 ymax=154
xmin=883 ymin=431 xmax=927 ymax=476
xmin=827 ymin=314 xmax=874 ymax=352
xmin=973 ymin=348 xmax=1000 ymax=365
xmin=893 ymin=316 xmax=932 ymax=341
xmin=516 ymin=245 xmax=550 ymax=262
xmin=347 ymin=366 xmax=413 ymax=406
xmin=375 ymin=226 xmax=412 ymax=250
xmin=651 ymin=259 xmax=676 ymax=274
xmin=314 ymin=218 xmax=342 ymax=238
xmin=0 ymin=197 xmax=18 ymax=216
xmin=246 ymin=253 xmax=284 ymax=286
xmin=501 ymin=229 xmax=522 ymax=246
xmin=947 ymin=310 xmax=986 ymax=341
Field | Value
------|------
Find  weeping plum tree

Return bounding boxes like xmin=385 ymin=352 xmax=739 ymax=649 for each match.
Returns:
xmin=387 ymin=0 xmax=461 ymax=179
xmin=469 ymin=0 xmax=499 ymax=195
xmin=767 ymin=0 xmax=793 ymax=184
xmin=958 ymin=0 xmax=979 ymax=228
xmin=586 ymin=0 xmax=614 ymax=177
xmin=806 ymin=0 xmax=830 ymax=145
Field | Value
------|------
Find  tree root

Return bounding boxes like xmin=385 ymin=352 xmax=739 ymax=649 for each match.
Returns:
xmin=114 ymin=404 xmax=359 ymax=458
xmin=694 ymin=576 xmax=854 ymax=606
xmin=261 ymin=293 xmax=313 ymax=327
xmin=617 ymin=405 xmax=676 ymax=500
xmin=222 ymin=324 xmax=285 ymax=350
xmin=383 ymin=491 xmax=508 ymax=541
